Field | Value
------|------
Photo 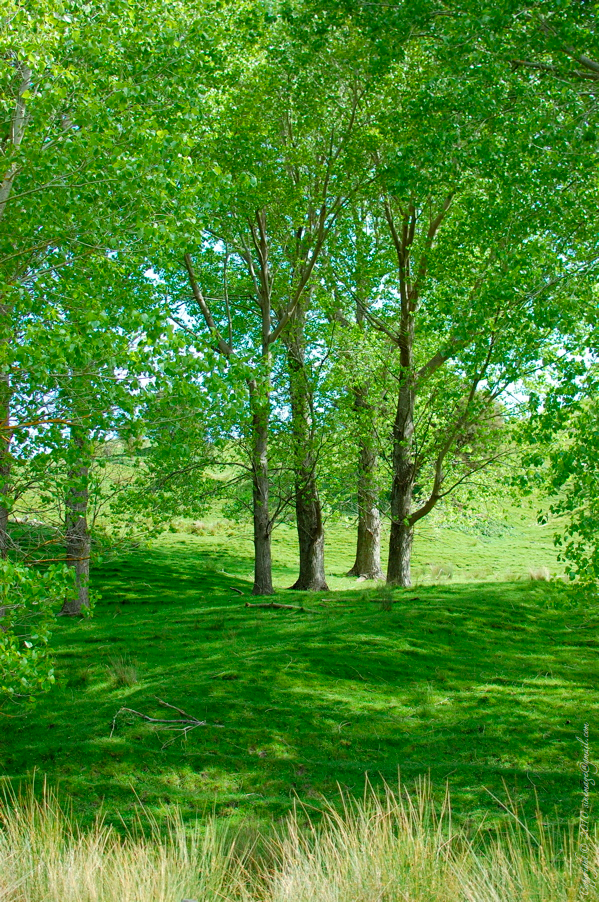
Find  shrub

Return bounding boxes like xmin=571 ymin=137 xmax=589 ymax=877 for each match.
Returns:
xmin=0 ymin=560 xmax=69 ymax=705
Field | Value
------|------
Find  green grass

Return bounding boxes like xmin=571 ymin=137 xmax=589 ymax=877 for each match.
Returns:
xmin=1 ymin=511 xmax=596 ymax=836
xmin=177 ymin=498 xmax=565 ymax=590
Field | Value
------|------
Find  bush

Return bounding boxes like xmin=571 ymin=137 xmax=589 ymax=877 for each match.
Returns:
xmin=0 ymin=560 xmax=69 ymax=705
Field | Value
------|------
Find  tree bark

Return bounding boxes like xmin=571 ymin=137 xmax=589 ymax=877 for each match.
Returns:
xmin=249 ymin=379 xmax=273 ymax=596
xmin=286 ymin=315 xmax=328 ymax=591
xmin=61 ymin=430 xmax=91 ymax=615
xmin=386 ymin=379 xmax=416 ymax=586
xmin=387 ymin=519 xmax=413 ymax=586
xmin=348 ymin=436 xmax=382 ymax=579
xmin=293 ymin=475 xmax=327 ymax=591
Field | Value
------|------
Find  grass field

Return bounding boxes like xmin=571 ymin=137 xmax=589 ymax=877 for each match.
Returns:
xmin=1 ymin=507 xmax=597 ymax=839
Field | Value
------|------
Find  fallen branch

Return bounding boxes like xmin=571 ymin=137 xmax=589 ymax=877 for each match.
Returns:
xmin=370 ymin=596 xmax=421 ymax=603
xmin=229 ymin=586 xmax=244 ymax=596
xmin=244 ymin=602 xmax=317 ymax=613
xmin=111 ymin=696 xmax=223 ymax=748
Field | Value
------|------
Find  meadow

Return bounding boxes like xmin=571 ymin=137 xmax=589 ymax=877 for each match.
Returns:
xmin=1 ymin=504 xmax=596 ymax=841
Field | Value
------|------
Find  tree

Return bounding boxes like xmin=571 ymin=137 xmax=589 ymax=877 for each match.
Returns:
xmin=548 ymin=389 xmax=599 ymax=587
xmin=324 ymin=209 xmax=393 ymax=580
xmin=167 ymin=12 xmax=378 ymax=592
xmin=312 ymin=21 xmax=598 ymax=585
xmin=0 ymin=0 xmax=207 ymax=606
xmin=26 ymin=255 xmax=166 ymax=613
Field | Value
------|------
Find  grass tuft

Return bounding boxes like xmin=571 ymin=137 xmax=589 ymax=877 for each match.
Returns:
xmin=0 ymin=784 xmax=247 ymax=902
xmin=529 ymin=566 xmax=552 ymax=582
xmin=106 ymin=656 xmax=139 ymax=687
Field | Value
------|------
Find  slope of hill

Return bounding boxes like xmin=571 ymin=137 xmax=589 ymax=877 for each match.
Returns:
xmin=1 ymin=512 xmax=594 ymax=834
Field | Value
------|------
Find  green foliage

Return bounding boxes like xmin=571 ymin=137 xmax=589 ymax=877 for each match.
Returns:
xmin=0 ymin=560 xmax=69 ymax=704
xmin=548 ymin=393 xmax=599 ymax=586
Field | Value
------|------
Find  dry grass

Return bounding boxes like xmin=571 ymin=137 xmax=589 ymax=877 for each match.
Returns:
xmin=1 ymin=782 xmax=596 ymax=902
xmin=0 ymin=785 xmax=247 ymax=902
xmin=263 ymin=784 xmax=591 ymax=902
xmin=529 ymin=566 xmax=552 ymax=581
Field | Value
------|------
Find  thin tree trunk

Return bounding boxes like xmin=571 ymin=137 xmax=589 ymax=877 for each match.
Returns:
xmin=382 ymin=193 xmax=453 ymax=586
xmin=0 ymin=62 xmax=32 ymax=555
xmin=0 ymin=295 xmax=12 ymax=559
xmin=386 ymin=380 xmax=416 ymax=586
xmin=0 ymin=372 xmax=10 ymax=559
xmin=286 ymin=320 xmax=328 ymax=592
xmin=185 ymin=243 xmax=277 ymax=597
xmin=0 ymin=63 xmax=30 ymax=225
xmin=249 ymin=379 xmax=273 ymax=596
xmin=61 ymin=430 xmax=91 ymax=615
xmin=348 ymin=437 xmax=382 ymax=579
xmin=347 ymin=376 xmax=382 ymax=579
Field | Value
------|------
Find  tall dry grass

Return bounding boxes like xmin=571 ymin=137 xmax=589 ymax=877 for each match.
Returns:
xmin=263 ymin=783 xmax=593 ymax=902
xmin=0 ymin=784 xmax=246 ymax=902
xmin=0 ymin=781 xmax=596 ymax=902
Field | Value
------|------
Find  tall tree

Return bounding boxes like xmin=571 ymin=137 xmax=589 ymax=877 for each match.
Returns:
xmin=167 ymin=13 xmax=377 ymax=591
xmin=305 ymin=23 xmax=598 ymax=585
xmin=326 ymin=210 xmax=391 ymax=580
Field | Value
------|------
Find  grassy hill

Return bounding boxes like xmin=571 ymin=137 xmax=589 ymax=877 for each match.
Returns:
xmin=1 ymin=508 xmax=596 ymax=836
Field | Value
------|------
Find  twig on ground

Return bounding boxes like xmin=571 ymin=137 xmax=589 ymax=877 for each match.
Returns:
xmin=244 ymin=602 xmax=317 ymax=613
xmin=110 ymin=696 xmax=223 ymax=748
xmin=229 ymin=586 xmax=244 ymax=595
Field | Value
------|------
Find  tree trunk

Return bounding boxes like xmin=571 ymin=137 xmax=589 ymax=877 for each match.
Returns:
xmin=386 ymin=380 xmax=416 ymax=587
xmin=348 ymin=438 xmax=382 ymax=579
xmin=293 ymin=476 xmax=327 ymax=590
xmin=387 ymin=520 xmax=413 ymax=586
xmin=0 ymin=375 xmax=10 ymax=559
xmin=347 ymin=377 xmax=382 ymax=579
xmin=286 ymin=319 xmax=328 ymax=592
xmin=249 ymin=380 xmax=273 ymax=596
xmin=0 ymin=296 xmax=12 ymax=559
xmin=61 ymin=430 xmax=91 ymax=615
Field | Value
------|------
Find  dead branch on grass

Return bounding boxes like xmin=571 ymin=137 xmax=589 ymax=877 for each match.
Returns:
xmin=110 ymin=696 xmax=223 ymax=747
xmin=244 ymin=602 xmax=317 ymax=613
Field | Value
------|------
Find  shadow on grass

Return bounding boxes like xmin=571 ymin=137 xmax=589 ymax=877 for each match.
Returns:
xmin=1 ymin=537 xmax=596 ymax=833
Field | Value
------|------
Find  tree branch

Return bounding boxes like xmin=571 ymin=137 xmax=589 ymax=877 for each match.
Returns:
xmin=183 ymin=253 xmax=233 ymax=358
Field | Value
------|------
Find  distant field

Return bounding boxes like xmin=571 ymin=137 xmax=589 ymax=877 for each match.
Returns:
xmin=1 ymin=506 xmax=595 ymax=837
xmin=180 ymin=497 xmax=565 ymax=591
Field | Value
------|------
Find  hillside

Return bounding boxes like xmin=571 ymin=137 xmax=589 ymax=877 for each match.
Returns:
xmin=1 ymin=512 xmax=595 ymax=834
